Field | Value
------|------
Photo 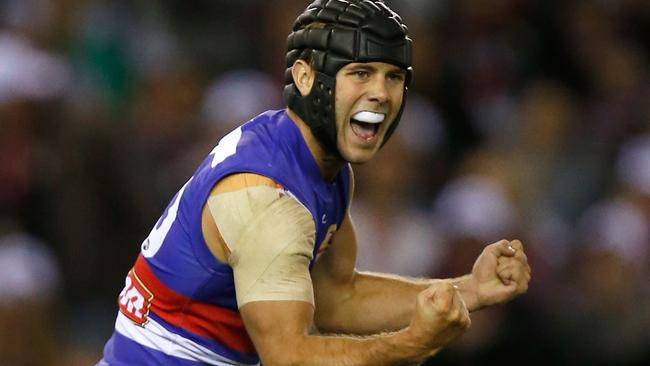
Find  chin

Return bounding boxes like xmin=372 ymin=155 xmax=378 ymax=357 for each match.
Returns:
xmin=340 ymin=148 xmax=377 ymax=164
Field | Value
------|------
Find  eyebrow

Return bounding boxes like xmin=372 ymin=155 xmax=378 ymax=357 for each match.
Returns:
xmin=347 ymin=64 xmax=406 ymax=75
xmin=347 ymin=64 xmax=376 ymax=72
xmin=388 ymin=69 xmax=407 ymax=76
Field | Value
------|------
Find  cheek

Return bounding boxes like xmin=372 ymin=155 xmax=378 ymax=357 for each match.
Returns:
xmin=392 ymin=88 xmax=405 ymax=107
xmin=334 ymin=95 xmax=352 ymax=128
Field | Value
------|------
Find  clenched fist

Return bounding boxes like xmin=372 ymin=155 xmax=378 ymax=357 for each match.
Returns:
xmin=408 ymin=282 xmax=471 ymax=350
xmin=466 ymin=239 xmax=531 ymax=310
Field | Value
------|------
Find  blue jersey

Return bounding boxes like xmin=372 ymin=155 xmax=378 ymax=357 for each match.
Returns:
xmin=99 ymin=110 xmax=351 ymax=365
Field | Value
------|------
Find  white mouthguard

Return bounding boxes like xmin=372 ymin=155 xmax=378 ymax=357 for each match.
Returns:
xmin=352 ymin=111 xmax=385 ymax=124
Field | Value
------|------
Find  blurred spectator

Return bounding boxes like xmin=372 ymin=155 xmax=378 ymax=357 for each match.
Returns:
xmin=0 ymin=33 xmax=70 ymax=104
xmin=0 ymin=224 xmax=62 ymax=366
xmin=352 ymin=138 xmax=441 ymax=277
xmin=617 ymin=133 xmax=650 ymax=200
xmin=546 ymin=198 xmax=650 ymax=364
xmin=201 ymin=69 xmax=283 ymax=137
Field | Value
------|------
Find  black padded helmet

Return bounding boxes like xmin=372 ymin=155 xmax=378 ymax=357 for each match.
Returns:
xmin=283 ymin=0 xmax=413 ymax=157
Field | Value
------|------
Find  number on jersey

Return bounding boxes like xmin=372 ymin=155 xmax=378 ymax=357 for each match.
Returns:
xmin=118 ymin=270 xmax=154 ymax=326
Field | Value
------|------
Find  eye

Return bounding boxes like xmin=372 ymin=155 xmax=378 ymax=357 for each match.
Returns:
xmin=352 ymin=70 xmax=370 ymax=79
xmin=387 ymin=72 xmax=406 ymax=82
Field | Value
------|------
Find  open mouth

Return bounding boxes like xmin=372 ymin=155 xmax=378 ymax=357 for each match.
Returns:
xmin=350 ymin=111 xmax=385 ymax=141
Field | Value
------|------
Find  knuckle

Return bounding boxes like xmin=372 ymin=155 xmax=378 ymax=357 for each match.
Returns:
xmin=450 ymin=308 xmax=460 ymax=320
xmin=417 ymin=291 xmax=428 ymax=301
xmin=444 ymin=305 xmax=457 ymax=317
xmin=440 ymin=281 xmax=454 ymax=293
xmin=434 ymin=301 xmax=449 ymax=315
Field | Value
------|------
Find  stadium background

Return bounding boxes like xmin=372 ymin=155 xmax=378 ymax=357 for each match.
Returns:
xmin=0 ymin=0 xmax=648 ymax=364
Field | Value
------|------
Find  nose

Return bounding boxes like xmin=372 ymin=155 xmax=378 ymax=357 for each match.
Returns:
xmin=367 ymin=76 xmax=390 ymax=104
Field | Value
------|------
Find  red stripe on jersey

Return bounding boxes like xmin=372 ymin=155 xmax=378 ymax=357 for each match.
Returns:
xmin=132 ymin=255 xmax=256 ymax=354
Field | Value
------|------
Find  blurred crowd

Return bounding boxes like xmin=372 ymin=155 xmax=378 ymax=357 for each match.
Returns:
xmin=0 ymin=0 xmax=648 ymax=365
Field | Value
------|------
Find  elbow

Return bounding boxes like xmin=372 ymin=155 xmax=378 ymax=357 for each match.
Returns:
xmin=259 ymin=353 xmax=302 ymax=366
xmin=257 ymin=338 xmax=308 ymax=366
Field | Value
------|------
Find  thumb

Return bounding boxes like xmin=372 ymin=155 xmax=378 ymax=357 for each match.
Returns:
xmin=497 ymin=266 xmax=518 ymax=287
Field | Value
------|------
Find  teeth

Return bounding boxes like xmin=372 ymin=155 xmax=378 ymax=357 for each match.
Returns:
xmin=352 ymin=111 xmax=385 ymax=124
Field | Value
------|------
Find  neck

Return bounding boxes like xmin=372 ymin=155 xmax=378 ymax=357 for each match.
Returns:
xmin=286 ymin=108 xmax=345 ymax=181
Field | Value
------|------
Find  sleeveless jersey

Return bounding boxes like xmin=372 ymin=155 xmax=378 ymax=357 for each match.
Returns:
xmin=99 ymin=110 xmax=351 ymax=366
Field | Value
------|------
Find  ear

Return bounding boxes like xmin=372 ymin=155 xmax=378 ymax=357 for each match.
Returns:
xmin=291 ymin=59 xmax=315 ymax=97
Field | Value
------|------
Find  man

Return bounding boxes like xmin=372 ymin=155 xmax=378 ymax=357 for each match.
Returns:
xmin=98 ymin=1 xmax=531 ymax=365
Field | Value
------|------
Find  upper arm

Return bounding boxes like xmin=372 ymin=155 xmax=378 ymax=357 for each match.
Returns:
xmin=203 ymin=173 xmax=320 ymax=364
xmin=312 ymin=164 xmax=357 ymax=290
xmin=202 ymin=173 xmax=317 ymax=307
xmin=312 ymin=163 xmax=357 ymax=280
xmin=202 ymin=173 xmax=282 ymax=263
xmin=311 ymin=166 xmax=360 ymax=330
xmin=311 ymin=212 xmax=358 ymax=288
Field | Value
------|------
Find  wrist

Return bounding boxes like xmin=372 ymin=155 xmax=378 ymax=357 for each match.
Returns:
xmin=399 ymin=325 xmax=440 ymax=362
xmin=453 ymin=275 xmax=482 ymax=312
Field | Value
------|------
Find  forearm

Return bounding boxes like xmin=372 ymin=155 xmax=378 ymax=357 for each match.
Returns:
xmin=243 ymin=301 xmax=445 ymax=366
xmin=267 ymin=326 xmax=439 ymax=366
xmin=315 ymin=271 xmax=434 ymax=334
xmin=315 ymin=272 xmax=482 ymax=334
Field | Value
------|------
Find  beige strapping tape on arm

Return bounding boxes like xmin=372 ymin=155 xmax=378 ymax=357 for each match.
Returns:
xmin=207 ymin=186 xmax=316 ymax=307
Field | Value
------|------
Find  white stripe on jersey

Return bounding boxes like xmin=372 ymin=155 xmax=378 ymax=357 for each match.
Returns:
xmin=114 ymin=312 xmax=260 ymax=366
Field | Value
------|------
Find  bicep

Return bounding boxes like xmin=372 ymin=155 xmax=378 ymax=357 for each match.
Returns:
xmin=311 ymin=212 xmax=359 ymax=330
xmin=312 ymin=212 xmax=358 ymax=286
xmin=312 ymin=165 xmax=357 ymax=287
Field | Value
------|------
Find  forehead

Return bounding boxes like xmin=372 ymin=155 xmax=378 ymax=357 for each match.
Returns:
xmin=339 ymin=62 xmax=406 ymax=73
